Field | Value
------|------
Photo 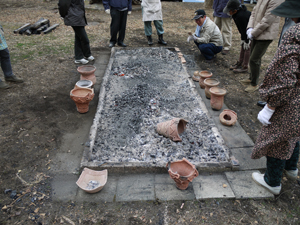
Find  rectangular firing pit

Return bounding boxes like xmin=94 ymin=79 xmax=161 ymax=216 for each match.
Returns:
xmin=81 ymin=47 xmax=232 ymax=172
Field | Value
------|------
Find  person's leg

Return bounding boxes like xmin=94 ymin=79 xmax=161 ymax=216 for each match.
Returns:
xmin=144 ymin=21 xmax=152 ymax=36
xmin=214 ymin=17 xmax=221 ymax=30
xmin=110 ymin=8 xmax=120 ymax=44
xmin=72 ymin=26 xmax=91 ymax=59
xmin=285 ymin=142 xmax=300 ymax=171
xmin=197 ymin=43 xmax=222 ymax=60
xmin=221 ymin=17 xmax=232 ymax=51
xmin=242 ymin=46 xmax=251 ymax=69
xmin=117 ymin=10 xmax=128 ymax=44
xmin=264 ymin=156 xmax=285 ymax=187
xmin=0 ymin=48 xmax=13 ymax=78
xmin=153 ymin=20 xmax=164 ymax=35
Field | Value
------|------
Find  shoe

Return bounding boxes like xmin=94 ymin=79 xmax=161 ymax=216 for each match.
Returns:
xmin=245 ymin=85 xmax=259 ymax=93
xmin=221 ymin=49 xmax=230 ymax=55
xmin=117 ymin=42 xmax=127 ymax=47
xmin=239 ymin=79 xmax=251 ymax=85
xmin=257 ymin=101 xmax=267 ymax=107
xmin=74 ymin=58 xmax=89 ymax=64
xmin=230 ymin=61 xmax=242 ymax=70
xmin=233 ymin=67 xmax=248 ymax=73
xmin=5 ymin=75 xmax=24 ymax=83
xmin=252 ymin=172 xmax=281 ymax=195
xmin=87 ymin=56 xmax=94 ymax=61
xmin=158 ymin=34 xmax=167 ymax=45
xmin=147 ymin=35 xmax=153 ymax=45
xmin=0 ymin=81 xmax=10 ymax=89
xmin=205 ymin=58 xmax=215 ymax=63
xmin=109 ymin=42 xmax=115 ymax=48
xmin=285 ymin=169 xmax=298 ymax=180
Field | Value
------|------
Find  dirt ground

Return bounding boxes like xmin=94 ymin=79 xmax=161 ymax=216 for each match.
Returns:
xmin=0 ymin=0 xmax=300 ymax=224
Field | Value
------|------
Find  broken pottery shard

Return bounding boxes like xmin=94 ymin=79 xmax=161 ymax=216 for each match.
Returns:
xmin=156 ymin=118 xmax=188 ymax=142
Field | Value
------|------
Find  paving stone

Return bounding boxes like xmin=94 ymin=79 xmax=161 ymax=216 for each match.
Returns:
xmin=155 ymin=174 xmax=195 ymax=201
xmin=116 ymin=174 xmax=155 ymax=201
xmin=193 ymin=174 xmax=235 ymax=199
xmin=52 ymin=174 xmax=78 ymax=201
xmin=230 ymin=147 xmax=266 ymax=170
xmin=225 ymin=170 xmax=274 ymax=199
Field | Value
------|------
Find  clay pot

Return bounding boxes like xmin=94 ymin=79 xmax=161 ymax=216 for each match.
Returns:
xmin=192 ymin=71 xmax=200 ymax=82
xmin=75 ymin=80 xmax=93 ymax=89
xmin=156 ymin=118 xmax=188 ymax=142
xmin=76 ymin=168 xmax=108 ymax=194
xmin=77 ymin=65 xmax=97 ymax=85
xmin=199 ymin=70 xmax=213 ymax=89
xmin=167 ymin=158 xmax=199 ymax=190
xmin=219 ymin=109 xmax=237 ymax=126
xmin=70 ymin=87 xmax=94 ymax=113
xmin=209 ymin=87 xmax=227 ymax=111
xmin=203 ymin=78 xmax=220 ymax=99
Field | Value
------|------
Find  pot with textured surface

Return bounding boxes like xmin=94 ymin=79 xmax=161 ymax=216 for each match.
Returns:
xmin=156 ymin=118 xmax=188 ymax=142
xmin=203 ymin=78 xmax=219 ymax=99
xmin=192 ymin=71 xmax=200 ymax=82
xmin=219 ymin=109 xmax=237 ymax=126
xmin=77 ymin=65 xmax=97 ymax=85
xmin=209 ymin=87 xmax=227 ymax=110
xmin=70 ymin=87 xmax=94 ymax=113
xmin=199 ymin=70 xmax=213 ymax=89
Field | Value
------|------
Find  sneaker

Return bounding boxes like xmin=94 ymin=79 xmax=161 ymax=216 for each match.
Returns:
xmin=245 ymin=85 xmax=259 ymax=93
xmin=239 ymin=79 xmax=251 ymax=85
xmin=233 ymin=67 xmax=248 ymax=73
xmin=221 ymin=49 xmax=230 ymax=55
xmin=5 ymin=75 xmax=24 ymax=83
xmin=87 ymin=56 xmax=94 ymax=61
xmin=0 ymin=81 xmax=10 ymax=89
xmin=252 ymin=172 xmax=281 ymax=195
xmin=285 ymin=169 xmax=298 ymax=180
xmin=75 ymin=58 xmax=89 ymax=64
xmin=230 ymin=61 xmax=242 ymax=70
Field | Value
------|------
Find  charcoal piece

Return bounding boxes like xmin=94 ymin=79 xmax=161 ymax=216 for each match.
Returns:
xmin=43 ymin=24 xmax=59 ymax=34
xmin=31 ymin=18 xmax=49 ymax=30
xmin=35 ymin=24 xmax=49 ymax=34
xmin=13 ymin=23 xmax=31 ymax=34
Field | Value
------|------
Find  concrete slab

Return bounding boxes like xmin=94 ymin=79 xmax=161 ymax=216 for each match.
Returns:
xmin=193 ymin=174 xmax=235 ymax=199
xmin=75 ymin=175 xmax=118 ymax=202
xmin=154 ymin=174 xmax=195 ymax=201
xmin=230 ymin=147 xmax=266 ymax=170
xmin=225 ymin=171 xmax=274 ymax=199
xmin=116 ymin=174 xmax=155 ymax=201
xmin=52 ymin=174 xmax=78 ymax=201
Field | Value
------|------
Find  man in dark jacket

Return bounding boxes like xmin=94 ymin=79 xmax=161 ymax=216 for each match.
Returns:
xmin=103 ymin=0 xmax=132 ymax=47
xmin=63 ymin=0 xmax=94 ymax=64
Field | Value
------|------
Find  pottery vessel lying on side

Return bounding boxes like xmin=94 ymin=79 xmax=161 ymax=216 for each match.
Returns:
xmin=167 ymin=158 xmax=199 ymax=190
xmin=76 ymin=168 xmax=108 ymax=194
xmin=192 ymin=71 xmax=200 ymax=82
xmin=199 ymin=70 xmax=213 ymax=89
xmin=77 ymin=65 xmax=97 ymax=85
xmin=156 ymin=118 xmax=188 ymax=142
xmin=70 ymin=87 xmax=94 ymax=113
xmin=209 ymin=87 xmax=227 ymax=111
xmin=219 ymin=109 xmax=237 ymax=126
xmin=203 ymin=78 xmax=220 ymax=99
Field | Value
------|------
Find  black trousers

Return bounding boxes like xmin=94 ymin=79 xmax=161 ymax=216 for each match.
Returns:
xmin=110 ymin=8 xmax=128 ymax=44
xmin=72 ymin=26 xmax=91 ymax=60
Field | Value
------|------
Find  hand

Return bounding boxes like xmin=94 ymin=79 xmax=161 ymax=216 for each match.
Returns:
xmin=192 ymin=34 xmax=199 ymax=42
xmin=257 ymin=104 xmax=275 ymax=126
xmin=247 ymin=28 xmax=253 ymax=40
xmin=243 ymin=40 xmax=251 ymax=50
xmin=105 ymin=9 xmax=110 ymax=14
xmin=128 ymin=11 xmax=131 ymax=15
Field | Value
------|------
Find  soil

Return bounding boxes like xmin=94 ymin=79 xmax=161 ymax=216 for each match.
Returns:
xmin=0 ymin=0 xmax=299 ymax=224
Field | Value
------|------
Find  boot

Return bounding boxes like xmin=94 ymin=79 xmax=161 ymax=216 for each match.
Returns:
xmin=147 ymin=36 xmax=153 ymax=45
xmin=158 ymin=34 xmax=167 ymax=45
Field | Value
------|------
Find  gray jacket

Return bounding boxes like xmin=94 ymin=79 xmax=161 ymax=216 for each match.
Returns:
xmin=64 ymin=0 xmax=87 ymax=26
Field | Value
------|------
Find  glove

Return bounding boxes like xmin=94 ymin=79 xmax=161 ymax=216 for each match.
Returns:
xmin=247 ymin=28 xmax=253 ymax=40
xmin=243 ymin=40 xmax=251 ymax=50
xmin=105 ymin=9 xmax=110 ymax=14
xmin=187 ymin=35 xmax=193 ymax=43
xmin=257 ymin=104 xmax=275 ymax=126
xmin=192 ymin=34 xmax=200 ymax=43
xmin=128 ymin=11 xmax=131 ymax=15
xmin=240 ymin=40 xmax=244 ymax=46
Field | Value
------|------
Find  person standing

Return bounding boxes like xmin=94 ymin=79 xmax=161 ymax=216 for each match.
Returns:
xmin=240 ymin=0 xmax=284 ymax=93
xmin=103 ymin=0 xmax=132 ymax=48
xmin=251 ymin=0 xmax=300 ymax=195
xmin=141 ymin=0 xmax=167 ymax=46
xmin=213 ymin=0 xmax=232 ymax=55
xmin=0 ymin=24 xmax=23 ymax=89
xmin=63 ymin=0 xmax=94 ymax=64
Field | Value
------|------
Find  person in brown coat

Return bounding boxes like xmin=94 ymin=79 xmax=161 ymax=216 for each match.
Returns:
xmin=251 ymin=0 xmax=300 ymax=195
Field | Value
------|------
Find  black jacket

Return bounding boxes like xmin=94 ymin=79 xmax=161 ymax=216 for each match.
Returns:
xmin=232 ymin=5 xmax=251 ymax=42
xmin=64 ymin=0 xmax=87 ymax=26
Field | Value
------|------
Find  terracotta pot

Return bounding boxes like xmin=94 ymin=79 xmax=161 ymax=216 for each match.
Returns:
xmin=156 ymin=118 xmax=188 ymax=142
xmin=209 ymin=87 xmax=227 ymax=110
xmin=199 ymin=70 xmax=213 ymax=89
xmin=203 ymin=78 xmax=220 ymax=99
xmin=70 ymin=87 xmax=94 ymax=113
xmin=219 ymin=109 xmax=237 ymax=126
xmin=77 ymin=65 xmax=97 ymax=85
xmin=192 ymin=71 xmax=200 ymax=82
xmin=76 ymin=168 xmax=108 ymax=194
xmin=75 ymin=79 xmax=93 ymax=89
xmin=167 ymin=158 xmax=198 ymax=190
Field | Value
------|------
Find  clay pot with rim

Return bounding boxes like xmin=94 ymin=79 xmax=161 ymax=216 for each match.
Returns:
xmin=192 ymin=71 xmax=200 ymax=82
xmin=156 ymin=118 xmax=188 ymax=142
xmin=219 ymin=109 xmax=237 ymax=126
xmin=203 ymin=78 xmax=220 ymax=99
xmin=199 ymin=70 xmax=213 ymax=89
xmin=167 ymin=158 xmax=199 ymax=190
xmin=70 ymin=87 xmax=94 ymax=113
xmin=75 ymin=79 xmax=93 ymax=89
xmin=209 ymin=87 xmax=227 ymax=110
xmin=77 ymin=65 xmax=97 ymax=85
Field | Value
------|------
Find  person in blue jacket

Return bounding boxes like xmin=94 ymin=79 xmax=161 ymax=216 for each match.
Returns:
xmin=103 ymin=0 xmax=132 ymax=48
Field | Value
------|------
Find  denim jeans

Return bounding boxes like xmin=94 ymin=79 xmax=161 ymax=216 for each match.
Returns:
xmin=0 ymin=48 xmax=13 ymax=82
xmin=194 ymin=42 xmax=223 ymax=60
xmin=72 ymin=26 xmax=92 ymax=60
xmin=144 ymin=20 xmax=164 ymax=36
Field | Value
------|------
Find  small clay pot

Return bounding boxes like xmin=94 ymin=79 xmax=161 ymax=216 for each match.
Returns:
xmin=77 ymin=65 xmax=97 ymax=85
xmin=209 ymin=87 xmax=227 ymax=110
xmin=219 ymin=109 xmax=237 ymax=126
xmin=192 ymin=71 xmax=200 ymax=82
xmin=75 ymin=80 xmax=93 ymax=89
xmin=156 ymin=118 xmax=188 ymax=142
xmin=199 ymin=70 xmax=213 ymax=89
xmin=70 ymin=87 xmax=94 ymax=113
xmin=203 ymin=78 xmax=220 ymax=99
xmin=167 ymin=158 xmax=198 ymax=190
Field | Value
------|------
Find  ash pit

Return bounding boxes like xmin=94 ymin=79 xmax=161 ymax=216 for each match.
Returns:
xmin=87 ymin=48 xmax=230 ymax=168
